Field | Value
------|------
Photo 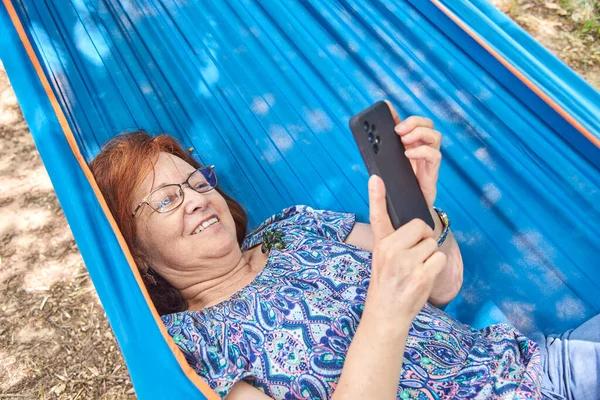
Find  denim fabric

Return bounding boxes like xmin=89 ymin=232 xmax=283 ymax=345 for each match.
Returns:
xmin=530 ymin=314 xmax=600 ymax=400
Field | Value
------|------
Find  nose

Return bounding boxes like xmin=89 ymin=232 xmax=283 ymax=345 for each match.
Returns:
xmin=182 ymin=184 xmax=209 ymax=215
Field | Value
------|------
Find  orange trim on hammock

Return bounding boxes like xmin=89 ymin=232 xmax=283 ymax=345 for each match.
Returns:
xmin=430 ymin=0 xmax=600 ymax=149
xmin=2 ymin=1 xmax=219 ymax=398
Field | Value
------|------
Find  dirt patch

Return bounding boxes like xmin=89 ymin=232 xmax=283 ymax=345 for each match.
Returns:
xmin=1 ymin=2 xmax=599 ymax=398
xmin=0 ymin=63 xmax=135 ymax=398
xmin=491 ymin=0 xmax=600 ymax=89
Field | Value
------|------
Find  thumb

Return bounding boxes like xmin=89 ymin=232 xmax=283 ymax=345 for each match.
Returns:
xmin=368 ymin=175 xmax=394 ymax=242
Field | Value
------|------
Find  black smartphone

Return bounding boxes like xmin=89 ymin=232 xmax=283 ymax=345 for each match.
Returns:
xmin=349 ymin=101 xmax=434 ymax=230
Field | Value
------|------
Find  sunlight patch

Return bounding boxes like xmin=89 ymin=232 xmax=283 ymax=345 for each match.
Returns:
xmin=327 ymin=44 xmax=348 ymax=59
xmin=196 ymin=60 xmax=220 ymax=97
xmin=16 ymin=326 xmax=56 ymax=343
xmin=31 ymin=22 xmax=69 ymax=70
xmin=347 ymin=40 xmax=360 ymax=53
xmin=395 ymin=67 xmax=409 ymax=79
xmin=453 ymin=230 xmax=483 ymax=247
xmin=22 ymin=254 xmax=80 ymax=292
xmin=407 ymin=82 xmax=425 ymax=98
xmin=456 ymin=90 xmax=473 ymax=106
xmin=441 ymin=135 xmax=453 ymax=148
xmin=73 ymin=23 xmax=110 ymax=67
xmin=474 ymin=83 xmax=492 ymax=100
xmin=414 ymin=50 xmax=427 ymax=62
xmin=305 ymin=109 xmax=333 ymax=132
xmin=269 ymin=126 xmax=293 ymax=151
xmin=261 ymin=148 xmax=280 ymax=164
xmin=286 ymin=124 xmax=307 ymax=136
xmin=502 ymin=301 xmax=537 ymax=333
xmin=0 ymin=350 xmax=28 ymax=392
xmin=0 ymin=109 xmax=20 ymax=125
xmin=252 ymin=94 xmax=275 ymax=115
xmin=481 ymin=183 xmax=502 ymax=208
xmin=499 ymin=263 xmax=518 ymax=278
xmin=474 ymin=147 xmax=496 ymax=170
xmin=512 ymin=230 xmax=557 ymax=267
xmin=556 ymin=295 xmax=586 ymax=320
xmin=249 ymin=26 xmax=261 ymax=37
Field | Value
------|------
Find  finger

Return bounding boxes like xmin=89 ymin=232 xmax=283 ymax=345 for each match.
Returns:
xmin=368 ymin=175 xmax=395 ymax=242
xmin=411 ymin=237 xmax=439 ymax=262
xmin=394 ymin=116 xmax=434 ymax=135
xmin=387 ymin=218 xmax=435 ymax=249
xmin=404 ymin=146 xmax=442 ymax=166
xmin=384 ymin=100 xmax=401 ymax=125
xmin=400 ymin=128 xmax=442 ymax=150
xmin=424 ymin=251 xmax=447 ymax=277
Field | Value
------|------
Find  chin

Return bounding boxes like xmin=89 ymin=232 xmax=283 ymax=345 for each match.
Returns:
xmin=200 ymin=230 xmax=239 ymax=254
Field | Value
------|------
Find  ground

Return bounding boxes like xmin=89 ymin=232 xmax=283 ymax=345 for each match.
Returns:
xmin=0 ymin=0 xmax=598 ymax=398
xmin=0 ymin=70 xmax=135 ymax=397
xmin=492 ymin=0 xmax=600 ymax=88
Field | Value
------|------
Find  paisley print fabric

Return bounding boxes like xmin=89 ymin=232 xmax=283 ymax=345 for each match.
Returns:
xmin=162 ymin=206 xmax=541 ymax=399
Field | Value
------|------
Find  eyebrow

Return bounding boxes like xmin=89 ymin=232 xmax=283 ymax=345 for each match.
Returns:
xmin=152 ymin=170 xmax=196 ymax=191
xmin=153 ymin=182 xmax=172 ymax=190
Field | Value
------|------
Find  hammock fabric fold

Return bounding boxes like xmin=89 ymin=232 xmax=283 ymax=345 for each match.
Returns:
xmin=2 ymin=0 xmax=599 ymax=398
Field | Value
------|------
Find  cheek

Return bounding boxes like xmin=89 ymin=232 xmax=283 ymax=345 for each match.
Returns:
xmin=136 ymin=215 xmax=179 ymax=254
xmin=215 ymin=197 xmax=236 ymax=230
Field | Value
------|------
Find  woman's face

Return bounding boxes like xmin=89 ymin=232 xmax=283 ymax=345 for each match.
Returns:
xmin=131 ymin=152 xmax=239 ymax=276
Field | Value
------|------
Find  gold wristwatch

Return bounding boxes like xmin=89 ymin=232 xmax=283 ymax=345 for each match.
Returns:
xmin=433 ymin=206 xmax=450 ymax=247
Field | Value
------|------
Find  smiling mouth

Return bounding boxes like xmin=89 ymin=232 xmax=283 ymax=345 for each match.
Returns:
xmin=192 ymin=216 xmax=219 ymax=235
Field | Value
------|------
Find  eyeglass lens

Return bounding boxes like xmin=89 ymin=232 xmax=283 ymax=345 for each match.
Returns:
xmin=147 ymin=168 xmax=217 ymax=213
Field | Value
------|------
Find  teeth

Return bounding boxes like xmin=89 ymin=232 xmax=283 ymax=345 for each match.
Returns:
xmin=193 ymin=217 xmax=219 ymax=235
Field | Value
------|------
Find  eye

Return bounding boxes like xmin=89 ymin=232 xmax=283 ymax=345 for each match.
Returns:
xmin=193 ymin=182 xmax=209 ymax=190
xmin=187 ymin=168 xmax=216 ymax=192
xmin=190 ymin=172 xmax=210 ymax=190
xmin=156 ymin=194 xmax=178 ymax=211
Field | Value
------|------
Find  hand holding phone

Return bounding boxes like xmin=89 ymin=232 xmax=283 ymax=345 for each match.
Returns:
xmin=391 ymin=110 xmax=442 ymax=210
xmin=349 ymin=101 xmax=435 ymax=230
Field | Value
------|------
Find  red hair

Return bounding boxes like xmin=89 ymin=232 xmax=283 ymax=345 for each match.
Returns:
xmin=89 ymin=131 xmax=247 ymax=314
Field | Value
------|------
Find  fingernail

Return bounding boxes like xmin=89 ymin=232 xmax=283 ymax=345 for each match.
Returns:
xmin=394 ymin=124 xmax=406 ymax=133
xmin=369 ymin=174 xmax=382 ymax=192
xmin=405 ymin=149 xmax=415 ymax=156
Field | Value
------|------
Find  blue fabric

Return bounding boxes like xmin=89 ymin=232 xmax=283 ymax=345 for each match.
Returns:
xmin=530 ymin=313 xmax=600 ymax=400
xmin=2 ymin=0 xmax=600 ymax=398
xmin=0 ymin=4 xmax=207 ymax=400
xmin=163 ymin=205 xmax=542 ymax=399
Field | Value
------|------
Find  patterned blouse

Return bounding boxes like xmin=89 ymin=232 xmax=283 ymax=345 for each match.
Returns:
xmin=162 ymin=206 xmax=541 ymax=399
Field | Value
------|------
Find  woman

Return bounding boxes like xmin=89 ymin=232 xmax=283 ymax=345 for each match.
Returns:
xmin=90 ymin=104 xmax=598 ymax=400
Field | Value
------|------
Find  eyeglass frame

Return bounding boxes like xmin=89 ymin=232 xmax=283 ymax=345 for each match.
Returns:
xmin=132 ymin=165 xmax=217 ymax=218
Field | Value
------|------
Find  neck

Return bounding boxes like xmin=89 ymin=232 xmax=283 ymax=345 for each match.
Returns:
xmin=178 ymin=247 xmax=266 ymax=310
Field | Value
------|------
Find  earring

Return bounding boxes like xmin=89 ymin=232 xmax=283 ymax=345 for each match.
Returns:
xmin=142 ymin=268 xmax=157 ymax=286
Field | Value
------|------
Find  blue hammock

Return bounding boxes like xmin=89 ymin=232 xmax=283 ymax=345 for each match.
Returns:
xmin=2 ymin=0 xmax=599 ymax=398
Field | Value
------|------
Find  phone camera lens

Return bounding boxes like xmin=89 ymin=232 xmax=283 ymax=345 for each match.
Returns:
xmin=375 ymin=136 xmax=381 ymax=144
xmin=371 ymin=124 xmax=376 ymax=132
xmin=363 ymin=121 xmax=370 ymax=132
xmin=368 ymin=133 xmax=374 ymax=143
xmin=372 ymin=143 xmax=379 ymax=154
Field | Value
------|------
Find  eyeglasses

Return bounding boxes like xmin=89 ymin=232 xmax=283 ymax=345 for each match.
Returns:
xmin=132 ymin=166 xmax=217 ymax=218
